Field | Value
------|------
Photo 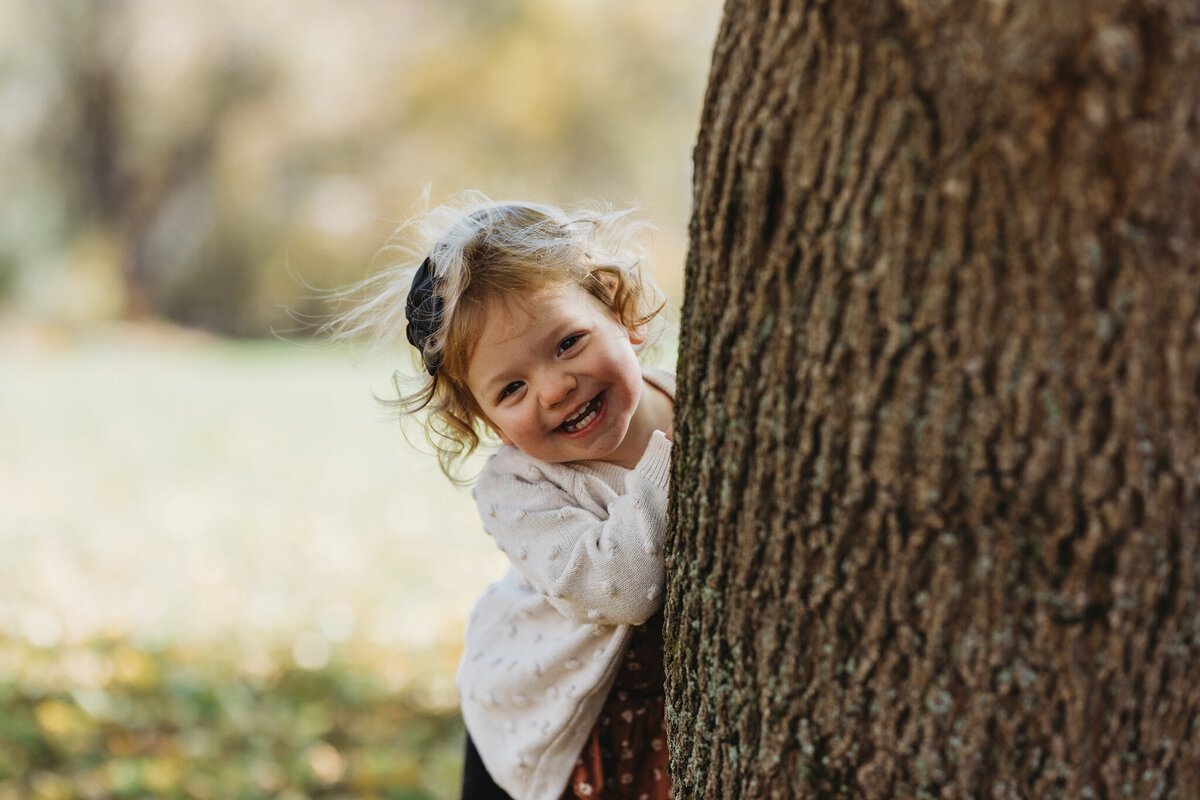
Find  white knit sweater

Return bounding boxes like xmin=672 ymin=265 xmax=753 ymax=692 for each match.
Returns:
xmin=457 ymin=369 xmax=674 ymax=800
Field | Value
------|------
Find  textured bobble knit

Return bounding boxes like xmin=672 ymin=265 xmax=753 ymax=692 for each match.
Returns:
xmin=458 ymin=368 xmax=674 ymax=800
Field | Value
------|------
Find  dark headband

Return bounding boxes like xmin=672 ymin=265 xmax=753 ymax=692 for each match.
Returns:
xmin=405 ymin=256 xmax=444 ymax=376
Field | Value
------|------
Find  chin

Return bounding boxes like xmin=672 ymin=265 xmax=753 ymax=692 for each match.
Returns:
xmin=585 ymin=423 xmax=635 ymax=463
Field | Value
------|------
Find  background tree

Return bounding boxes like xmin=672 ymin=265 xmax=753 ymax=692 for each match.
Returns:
xmin=0 ymin=0 xmax=716 ymax=335
xmin=665 ymin=0 xmax=1200 ymax=797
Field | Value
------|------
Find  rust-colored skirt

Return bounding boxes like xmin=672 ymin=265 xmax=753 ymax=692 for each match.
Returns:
xmin=561 ymin=611 xmax=671 ymax=800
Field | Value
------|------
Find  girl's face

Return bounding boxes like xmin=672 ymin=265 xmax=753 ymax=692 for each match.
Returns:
xmin=465 ymin=284 xmax=646 ymax=465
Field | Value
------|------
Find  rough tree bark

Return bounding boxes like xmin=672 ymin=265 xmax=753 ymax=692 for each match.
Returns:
xmin=664 ymin=1 xmax=1200 ymax=797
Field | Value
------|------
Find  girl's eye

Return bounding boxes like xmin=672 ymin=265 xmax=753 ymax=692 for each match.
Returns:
xmin=557 ymin=334 xmax=583 ymax=355
xmin=498 ymin=381 xmax=523 ymax=401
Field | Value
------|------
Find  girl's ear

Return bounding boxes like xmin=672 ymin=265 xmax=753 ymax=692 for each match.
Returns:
xmin=594 ymin=271 xmax=645 ymax=345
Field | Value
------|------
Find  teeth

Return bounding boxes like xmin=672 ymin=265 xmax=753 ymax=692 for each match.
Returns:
xmin=564 ymin=409 xmax=597 ymax=433
xmin=561 ymin=397 xmax=600 ymax=433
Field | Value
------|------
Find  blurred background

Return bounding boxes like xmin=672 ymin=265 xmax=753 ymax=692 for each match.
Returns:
xmin=0 ymin=0 xmax=721 ymax=797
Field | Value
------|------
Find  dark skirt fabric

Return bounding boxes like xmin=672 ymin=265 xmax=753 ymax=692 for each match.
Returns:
xmin=561 ymin=611 xmax=671 ymax=800
xmin=461 ymin=732 xmax=516 ymax=800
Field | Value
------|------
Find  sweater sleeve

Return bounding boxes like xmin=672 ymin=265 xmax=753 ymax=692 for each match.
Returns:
xmin=474 ymin=431 xmax=672 ymax=626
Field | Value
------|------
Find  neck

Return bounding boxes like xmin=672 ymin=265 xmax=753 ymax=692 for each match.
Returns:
xmin=598 ymin=377 xmax=674 ymax=469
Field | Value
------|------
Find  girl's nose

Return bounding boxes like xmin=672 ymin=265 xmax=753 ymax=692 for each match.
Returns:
xmin=538 ymin=372 xmax=577 ymax=408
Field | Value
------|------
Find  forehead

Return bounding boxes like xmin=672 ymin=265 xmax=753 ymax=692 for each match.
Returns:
xmin=476 ymin=285 xmax=593 ymax=344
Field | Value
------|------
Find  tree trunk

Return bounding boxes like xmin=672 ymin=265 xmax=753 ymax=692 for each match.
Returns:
xmin=664 ymin=1 xmax=1200 ymax=797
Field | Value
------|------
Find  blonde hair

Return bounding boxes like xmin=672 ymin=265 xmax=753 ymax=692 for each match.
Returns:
xmin=329 ymin=193 xmax=667 ymax=483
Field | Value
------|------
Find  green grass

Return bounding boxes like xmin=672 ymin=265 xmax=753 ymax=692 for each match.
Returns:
xmin=0 ymin=638 xmax=465 ymax=799
xmin=0 ymin=322 xmax=510 ymax=798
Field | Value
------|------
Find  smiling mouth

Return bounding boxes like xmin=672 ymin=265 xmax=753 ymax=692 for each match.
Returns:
xmin=559 ymin=394 xmax=603 ymax=433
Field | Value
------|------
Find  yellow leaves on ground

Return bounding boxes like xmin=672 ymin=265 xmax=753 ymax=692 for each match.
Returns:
xmin=33 ymin=700 xmax=95 ymax=754
xmin=112 ymin=646 xmax=161 ymax=690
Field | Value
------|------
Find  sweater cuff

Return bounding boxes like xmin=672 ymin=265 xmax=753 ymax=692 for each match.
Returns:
xmin=634 ymin=430 xmax=672 ymax=490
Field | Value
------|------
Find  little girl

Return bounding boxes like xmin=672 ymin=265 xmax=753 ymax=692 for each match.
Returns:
xmin=337 ymin=196 xmax=675 ymax=800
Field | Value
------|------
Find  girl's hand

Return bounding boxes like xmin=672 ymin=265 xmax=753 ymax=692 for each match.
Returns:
xmin=642 ymin=380 xmax=674 ymax=444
